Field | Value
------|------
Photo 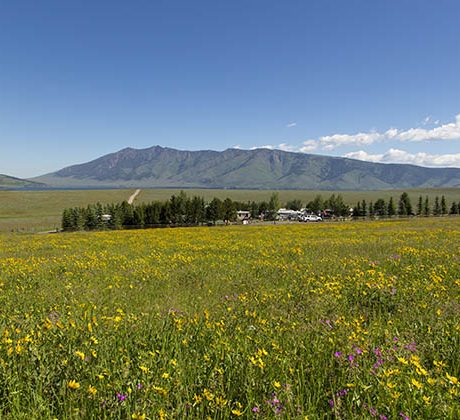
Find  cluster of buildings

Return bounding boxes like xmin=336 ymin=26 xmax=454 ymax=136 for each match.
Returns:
xmin=236 ymin=209 xmax=324 ymax=223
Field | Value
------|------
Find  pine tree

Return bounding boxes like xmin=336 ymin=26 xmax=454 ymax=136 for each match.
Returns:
xmin=361 ymin=200 xmax=367 ymax=217
xmin=268 ymin=193 xmax=280 ymax=220
xmin=206 ymin=198 xmax=223 ymax=224
xmin=417 ymin=196 xmax=423 ymax=216
xmin=61 ymin=208 xmax=73 ymax=231
xmin=450 ymin=202 xmax=458 ymax=215
xmin=398 ymin=192 xmax=412 ymax=216
xmin=354 ymin=202 xmax=361 ymax=218
xmin=222 ymin=198 xmax=237 ymax=224
xmin=441 ymin=195 xmax=447 ymax=215
xmin=423 ymin=196 xmax=430 ymax=216
xmin=433 ymin=196 xmax=441 ymax=216
xmin=387 ymin=197 xmax=395 ymax=216
xmin=374 ymin=198 xmax=386 ymax=216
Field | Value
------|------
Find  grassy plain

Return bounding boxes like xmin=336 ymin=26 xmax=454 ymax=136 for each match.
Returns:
xmin=0 ymin=218 xmax=459 ymax=418
xmin=1 ymin=188 xmax=460 ymax=232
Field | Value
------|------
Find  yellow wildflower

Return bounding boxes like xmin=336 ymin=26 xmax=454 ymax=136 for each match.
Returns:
xmin=411 ymin=378 xmax=423 ymax=389
xmin=68 ymin=380 xmax=80 ymax=390
xmin=446 ymin=373 xmax=458 ymax=385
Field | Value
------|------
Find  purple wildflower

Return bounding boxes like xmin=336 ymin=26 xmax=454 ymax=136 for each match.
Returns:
xmin=373 ymin=347 xmax=382 ymax=357
xmin=404 ymin=342 xmax=417 ymax=352
xmin=252 ymin=406 xmax=260 ymax=413
xmin=335 ymin=388 xmax=349 ymax=397
xmin=116 ymin=392 xmax=127 ymax=402
xmin=334 ymin=351 xmax=342 ymax=358
xmin=399 ymin=412 xmax=410 ymax=420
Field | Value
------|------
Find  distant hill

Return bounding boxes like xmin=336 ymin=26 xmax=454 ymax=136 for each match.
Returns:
xmin=33 ymin=146 xmax=460 ymax=190
xmin=0 ymin=174 xmax=46 ymax=189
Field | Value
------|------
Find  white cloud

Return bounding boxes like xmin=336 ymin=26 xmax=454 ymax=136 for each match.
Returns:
xmin=251 ymin=145 xmax=275 ymax=150
xmin=344 ymin=148 xmax=460 ymax=168
xmin=319 ymin=131 xmax=384 ymax=150
xmin=299 ymin=140 xmax=318 ymax=153
xmin=251 ymin=143 xmax=297 ymax=152
xmin=315 ymin=113 xmax=460 ymax=150
xmin=277 ymin=143 xmax=297 ymax=152
xmin=422 ymin=115 xmax=440 ymax=126
xmin=286 ymin=122 xmax=297 ymax=128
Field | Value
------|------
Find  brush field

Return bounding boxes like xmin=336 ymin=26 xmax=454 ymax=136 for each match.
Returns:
xmin=1 ymin=188 xmax=460 ymax=232
xmin=0 ymin=218 xmax=459 ymax=418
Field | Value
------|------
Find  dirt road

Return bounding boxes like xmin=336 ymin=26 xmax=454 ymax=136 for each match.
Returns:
xmin=128 ymin=189 xmax=141 ymax=204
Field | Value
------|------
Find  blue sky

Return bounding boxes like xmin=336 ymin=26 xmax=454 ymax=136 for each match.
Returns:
xmin=0 ymin=0 xmax=459 ymax=177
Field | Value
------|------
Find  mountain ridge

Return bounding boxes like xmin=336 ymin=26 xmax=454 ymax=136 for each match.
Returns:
xmin=32 ymin=146 xmax=460 ymax=190
xmin=0 ymin=174 xmax=46 ymax=189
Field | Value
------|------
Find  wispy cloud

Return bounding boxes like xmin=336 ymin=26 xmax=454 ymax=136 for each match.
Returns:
xmin=315 ymin=113 xmax=460 ymax=150
xmin=299 ymin=140 xmax=318 ymax=153
xmin=251 ymin=144 xmax=275 ymax=150
xmin=344 ymin=148 xmax=460 ymax=168
xmin=286 ymin=122 xmax=297 ymax=128
xmin=422 ymin=115 xmax=440 ymax=126
xmin=251 ymin=141 xmax=317 ymax=153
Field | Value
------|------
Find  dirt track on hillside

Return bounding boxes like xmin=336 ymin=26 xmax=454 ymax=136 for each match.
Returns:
xmin=128 ymin=189 xmax=141 ymax=204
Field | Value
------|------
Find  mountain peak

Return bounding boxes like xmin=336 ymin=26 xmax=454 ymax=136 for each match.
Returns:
xmin=32 ymin=146 xmax=460 ymax=190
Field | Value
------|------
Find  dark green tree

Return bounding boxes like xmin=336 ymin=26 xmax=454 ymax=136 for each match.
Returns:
xmin=441 ymin=195 xmax=447 ymax=215
xmin=286 ymin=199 xmax=303 ymax=211
xmin=249 ymin=201 xmax=259 ymax=219
xmin=361 ymin=200 xmax=367 ymax=217
xmin=374 ymin=198 xmax=386 ymax=216
xmin=354 ymin=202 xmax=361 ymax=218
xmin=62 ymin=208 xmax=73 ymax=231
xmin=423 ymin=196 xmax=430 ymax=216
xmin=433 ymin=196 xmax=441 ymax=216
xmin=417 ymin=196 xmax=423 ymax=216
xmin=267 ymin=193 xmax=280 ymax=220
xmin=387 ymin=197 xmax=396 ymax=217
xmin=307 ymin=195 xmax=323 ymax=214
xmin=398 ymin=192 xmax=412 ymax=216
xmin=206 ymin=198 xmax=223 ymax=224
xmin=222 ymin=198 xmax=237 ymax=224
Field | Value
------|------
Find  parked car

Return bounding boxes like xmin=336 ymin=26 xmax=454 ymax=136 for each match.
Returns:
xmin=302 ymin=214 xmax=322 ymax=222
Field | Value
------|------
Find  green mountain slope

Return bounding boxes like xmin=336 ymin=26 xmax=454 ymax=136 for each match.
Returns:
xmin=0 ymin=174 xmax=46 ymax=189
xmin=33 ymin=146 xmax=460 ymax=190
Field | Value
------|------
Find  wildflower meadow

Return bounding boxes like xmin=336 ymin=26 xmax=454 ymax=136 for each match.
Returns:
xmin=0 ymin=218 xmax=458 ymax=418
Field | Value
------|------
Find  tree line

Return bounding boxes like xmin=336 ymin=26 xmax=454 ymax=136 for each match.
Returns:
xmin=61 ymin=191 xmax=460 ymax=231
xmin=350 ymin=193 xmax=460 ymax=218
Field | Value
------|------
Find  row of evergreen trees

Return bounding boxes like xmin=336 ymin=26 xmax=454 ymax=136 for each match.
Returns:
xmin=351 ymin=194 xmax=460 ymax=217
xmin=62 ymin=191 xmax=282 ymax=231
xmin=62 ymin=191 xmax=460 ymax=231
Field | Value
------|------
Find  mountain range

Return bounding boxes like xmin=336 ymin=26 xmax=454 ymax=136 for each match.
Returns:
xmin=30 ymin=146 xmax=460 ymax=190
xmin=0 ymin=174 xmax=45 ymax=189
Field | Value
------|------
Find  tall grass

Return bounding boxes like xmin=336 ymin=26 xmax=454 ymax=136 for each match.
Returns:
xmin=0 ymin=218 xmax=458 ymax=418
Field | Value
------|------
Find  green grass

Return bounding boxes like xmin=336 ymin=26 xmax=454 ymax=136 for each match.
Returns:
xmin=0 ymin=218 xmax=459 ymax=418
xmin=0 ymin=188 xmax=459 ymax=232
